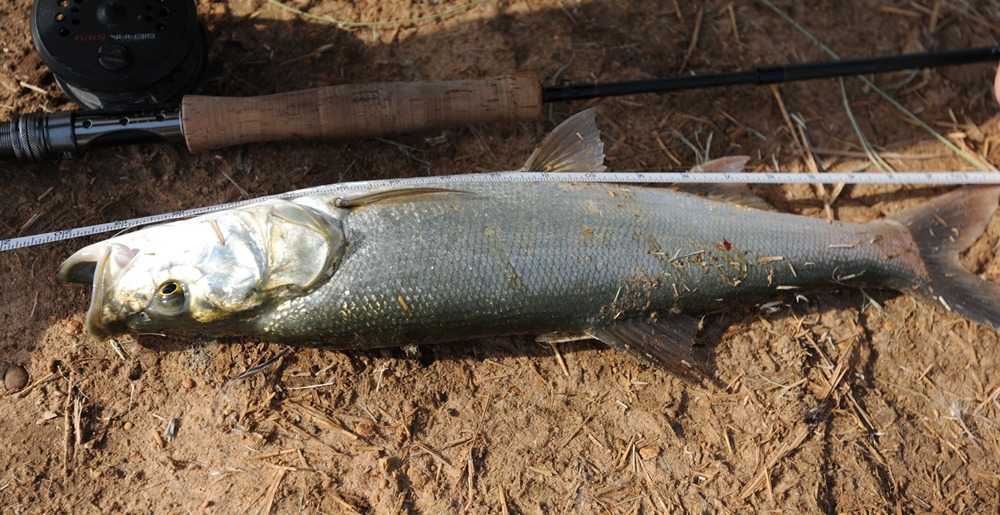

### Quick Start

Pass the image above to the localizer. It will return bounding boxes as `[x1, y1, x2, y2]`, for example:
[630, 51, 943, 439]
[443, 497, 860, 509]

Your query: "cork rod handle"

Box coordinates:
[180, 74, 543, 153]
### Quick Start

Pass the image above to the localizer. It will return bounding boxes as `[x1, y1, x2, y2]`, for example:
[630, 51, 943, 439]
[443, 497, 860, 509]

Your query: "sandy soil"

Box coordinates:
[2, 0, 1000, 513]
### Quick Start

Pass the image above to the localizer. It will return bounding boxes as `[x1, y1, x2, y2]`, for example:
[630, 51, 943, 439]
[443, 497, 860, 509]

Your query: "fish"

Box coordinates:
[58, 109, 1000, 378]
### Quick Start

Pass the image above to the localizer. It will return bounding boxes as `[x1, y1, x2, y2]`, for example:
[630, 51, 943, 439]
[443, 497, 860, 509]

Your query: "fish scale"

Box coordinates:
[254, 180, 920, 349]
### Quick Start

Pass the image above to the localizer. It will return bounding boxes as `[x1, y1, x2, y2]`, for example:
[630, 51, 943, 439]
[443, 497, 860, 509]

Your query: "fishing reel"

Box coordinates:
[0, 0, 206, 161]
[31, 0, 207, 109]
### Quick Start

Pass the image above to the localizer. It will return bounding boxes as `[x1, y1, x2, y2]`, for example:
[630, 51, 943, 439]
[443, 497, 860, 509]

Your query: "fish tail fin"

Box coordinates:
[890, 185, 1000, 330]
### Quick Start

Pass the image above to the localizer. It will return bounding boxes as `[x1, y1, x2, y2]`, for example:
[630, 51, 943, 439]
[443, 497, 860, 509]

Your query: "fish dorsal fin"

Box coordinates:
[520, 108, 607, 174]
[590, 315, 705, 382]
[331, 187, 470, 209]
[676, 156, 772, 210]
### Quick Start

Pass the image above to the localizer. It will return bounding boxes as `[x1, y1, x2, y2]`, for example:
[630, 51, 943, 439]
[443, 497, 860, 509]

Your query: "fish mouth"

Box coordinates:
[58, 243, 138, 340]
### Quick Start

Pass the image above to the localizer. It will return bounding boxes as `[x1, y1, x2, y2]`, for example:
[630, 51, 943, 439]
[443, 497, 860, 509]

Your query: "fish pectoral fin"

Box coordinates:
[590, 315, 704, 382]
[675, 156, 773, 210]
[332, 187, 473, 209]
[520, 108, 607, 174]
[260, 202, 346, 293]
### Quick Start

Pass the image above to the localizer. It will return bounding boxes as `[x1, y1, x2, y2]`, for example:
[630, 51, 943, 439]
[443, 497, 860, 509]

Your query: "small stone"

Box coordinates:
[639, 445, 661, 461]
[182, 377, 195, 389]
[123, 421, 134, 431]
[5, 364, 28, 390]
[378, 478, 389, 489]
[355, 420, 376, 438]
[64, 320, 82, 336]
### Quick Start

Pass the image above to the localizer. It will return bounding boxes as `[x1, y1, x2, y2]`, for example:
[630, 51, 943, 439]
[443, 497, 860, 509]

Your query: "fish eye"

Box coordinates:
[159, 281, 181, 297]
[155, 280, 187, 315]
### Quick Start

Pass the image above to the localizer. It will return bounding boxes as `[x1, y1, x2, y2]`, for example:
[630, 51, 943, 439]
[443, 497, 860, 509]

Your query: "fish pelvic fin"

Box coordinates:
[520, 108, 607, 174]
[890, 185, 1000, 330]
[590, 315, 706, 383]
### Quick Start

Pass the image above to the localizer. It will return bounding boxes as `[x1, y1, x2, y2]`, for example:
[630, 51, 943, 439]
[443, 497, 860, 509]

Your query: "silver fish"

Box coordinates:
[59, 110, 1000, 377]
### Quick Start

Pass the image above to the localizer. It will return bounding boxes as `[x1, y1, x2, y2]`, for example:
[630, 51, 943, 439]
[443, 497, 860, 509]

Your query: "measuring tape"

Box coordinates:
[3, 170, 1000, 252]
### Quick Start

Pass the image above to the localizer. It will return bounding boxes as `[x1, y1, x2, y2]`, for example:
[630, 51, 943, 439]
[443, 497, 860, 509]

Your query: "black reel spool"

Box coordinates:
[30, 0, 207, 109]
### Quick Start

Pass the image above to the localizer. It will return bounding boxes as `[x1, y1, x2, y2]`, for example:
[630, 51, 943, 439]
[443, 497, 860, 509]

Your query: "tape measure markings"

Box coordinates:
[3, 170, 999, 252]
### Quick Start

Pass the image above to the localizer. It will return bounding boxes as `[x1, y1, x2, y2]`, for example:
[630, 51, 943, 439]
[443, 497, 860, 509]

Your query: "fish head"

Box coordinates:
[58, 200, 346, 340]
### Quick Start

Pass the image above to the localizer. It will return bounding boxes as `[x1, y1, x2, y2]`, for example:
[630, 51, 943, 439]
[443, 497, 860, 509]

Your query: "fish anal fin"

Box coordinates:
[590, 315, 704, 382]
[332, 187, 471, 209]
[520, 108, 607, 174]
[677, 156, 772, 210]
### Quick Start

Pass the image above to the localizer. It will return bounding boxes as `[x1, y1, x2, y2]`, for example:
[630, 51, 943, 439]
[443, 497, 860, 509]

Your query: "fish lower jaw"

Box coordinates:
[84, 311, 115, 340]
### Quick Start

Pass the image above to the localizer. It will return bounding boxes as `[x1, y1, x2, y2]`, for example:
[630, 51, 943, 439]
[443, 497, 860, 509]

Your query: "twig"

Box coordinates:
[285, 381, 338, 391]
[559, 415, 594, 449]
[807, 147, 947, 160]
[725, 3, 742, 45]
[16, 371, 59, 398]
[222, 347, 291, 388]
[790, 113, 836, 220]
[19, 81, 47, 95]
[739, 425, 810, 499]
[498, 486, 510, 515]
[678, 5, 705, 73]
[329, 491, 362, 514]
[413, 442, 453, 469]
[252, 449, 299, 460]
[63, 370, 75, 477]
[548, 342, 570, 378]
[838, 78, 894, 172]
[284, 401, 360, 441]
[73, 398, 84, 448]
[464, 447, 475, 512]
[259, 468, 286, 515]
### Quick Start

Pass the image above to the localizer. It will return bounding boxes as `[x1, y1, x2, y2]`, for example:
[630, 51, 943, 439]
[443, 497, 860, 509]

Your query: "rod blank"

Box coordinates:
[542, 45, 1000, 102]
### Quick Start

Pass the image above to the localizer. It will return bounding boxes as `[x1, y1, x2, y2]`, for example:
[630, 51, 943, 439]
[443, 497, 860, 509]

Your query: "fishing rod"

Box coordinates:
[2, 0, 999, 163]
[5, 45, 998, 164]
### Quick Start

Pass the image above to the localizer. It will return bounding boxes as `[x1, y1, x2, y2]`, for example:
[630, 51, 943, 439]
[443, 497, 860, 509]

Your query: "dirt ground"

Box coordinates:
[2, 0, 1000, 513]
